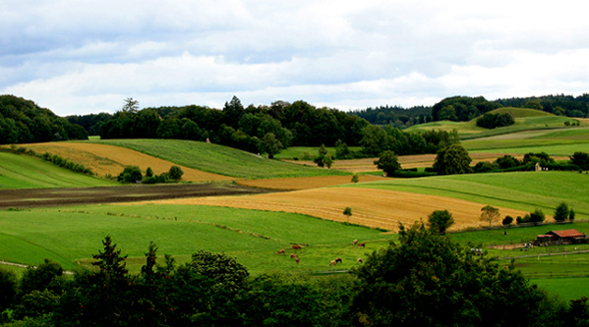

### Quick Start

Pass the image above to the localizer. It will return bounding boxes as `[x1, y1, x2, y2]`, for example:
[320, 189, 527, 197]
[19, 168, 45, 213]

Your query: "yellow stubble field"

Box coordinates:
[236, 175, 385, 190]
[138, 187, 528, 232]
[24, 142, 234, 182]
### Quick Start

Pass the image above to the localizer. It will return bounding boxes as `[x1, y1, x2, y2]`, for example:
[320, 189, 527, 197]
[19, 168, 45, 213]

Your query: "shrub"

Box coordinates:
[554, 202, 569, 221]
[168, 166, 184, 181]
[502, 216, 514, 225]
[117, 166, 143, 183]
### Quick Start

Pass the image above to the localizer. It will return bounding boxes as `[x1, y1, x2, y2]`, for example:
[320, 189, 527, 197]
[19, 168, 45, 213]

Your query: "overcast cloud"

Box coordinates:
[1, 0, 588, 115]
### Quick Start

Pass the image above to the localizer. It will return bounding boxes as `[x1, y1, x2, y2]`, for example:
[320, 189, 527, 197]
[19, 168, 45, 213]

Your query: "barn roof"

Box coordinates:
[546, 230, 586, 238]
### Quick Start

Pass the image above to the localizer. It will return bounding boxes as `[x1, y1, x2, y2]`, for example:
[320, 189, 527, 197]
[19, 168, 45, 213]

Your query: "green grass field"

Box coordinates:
[0, 152, 116, 189]
[274, 146, 362, 160]
[93, 139, 348, 179]
[343, 171, 589, 217]
[407, 108, 580, 140]
[0, 204, 393, 274]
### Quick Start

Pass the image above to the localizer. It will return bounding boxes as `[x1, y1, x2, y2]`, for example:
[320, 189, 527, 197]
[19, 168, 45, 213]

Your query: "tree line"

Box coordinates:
[2, 227, 588, 327]
[0, 95, 88, 145]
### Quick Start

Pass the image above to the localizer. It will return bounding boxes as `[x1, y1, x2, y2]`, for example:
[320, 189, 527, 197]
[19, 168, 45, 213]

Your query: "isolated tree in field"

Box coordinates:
[427, 210, 455, 235]
[343, 207, 352, 222]
[569, 209, 576, 221]
[374, 150, 401, 176]
[168, 165, 184, 181]
[433, 143, 472, 175]
[314, 143, 329, 167]
[351, 174, 359, 183]
[554, 202, 570, 221]
[480, 205, 500, 227]
[260, 132, 283, 159]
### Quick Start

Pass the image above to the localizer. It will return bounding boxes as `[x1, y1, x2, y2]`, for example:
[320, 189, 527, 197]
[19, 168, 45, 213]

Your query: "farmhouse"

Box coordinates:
[536, 229, 587, 245]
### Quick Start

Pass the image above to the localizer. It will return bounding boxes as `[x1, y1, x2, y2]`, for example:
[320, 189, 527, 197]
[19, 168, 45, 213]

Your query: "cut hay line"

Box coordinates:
[24, 142, 234, 182]
[236, 175, 385, 190]
[134, 188, 528, 232]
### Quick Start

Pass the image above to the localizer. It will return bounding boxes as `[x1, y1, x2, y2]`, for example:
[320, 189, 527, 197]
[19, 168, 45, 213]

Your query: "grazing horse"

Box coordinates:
[335, 257, 342, 264]
[357, 258, 363, 264]
[329, 260, 336, 266]
[357, 242, 366, 248]
[295, 257, 300, 264]
[276, 249, 286, 254]
[292, 244, 302, 250]
[353, 239, 358, 246]
[290, 253, 299, 260]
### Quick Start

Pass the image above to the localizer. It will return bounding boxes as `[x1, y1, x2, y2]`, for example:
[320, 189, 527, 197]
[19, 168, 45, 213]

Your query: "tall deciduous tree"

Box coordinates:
[374, 150, 401, 176]
[260, 132, 283, 159]
[554, 202, 570, 221]
[433, 143, 472, 175]
[480, 205, 500, 227]
[427, 210, 455, 235]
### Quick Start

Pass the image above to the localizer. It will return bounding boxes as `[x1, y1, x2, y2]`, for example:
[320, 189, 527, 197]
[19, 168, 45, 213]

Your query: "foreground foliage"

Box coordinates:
[2, 230, 589, 326]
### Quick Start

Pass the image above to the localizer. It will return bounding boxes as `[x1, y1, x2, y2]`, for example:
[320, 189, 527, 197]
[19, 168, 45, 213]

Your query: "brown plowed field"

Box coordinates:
[23, 142, 234, 182]
[236, 175, 385, 190]
[138, 187, 528, 232]
[0, 183, 274, 209]
[283, 153, 527, 172]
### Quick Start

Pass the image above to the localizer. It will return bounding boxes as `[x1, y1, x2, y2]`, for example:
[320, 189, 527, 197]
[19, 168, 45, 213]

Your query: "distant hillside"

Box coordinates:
[494, 94, 589, 118]
[0, 95, 88, 145]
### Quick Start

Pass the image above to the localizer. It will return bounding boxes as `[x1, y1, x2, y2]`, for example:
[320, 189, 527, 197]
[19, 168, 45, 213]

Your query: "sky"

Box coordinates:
[2, 1, 589, 116]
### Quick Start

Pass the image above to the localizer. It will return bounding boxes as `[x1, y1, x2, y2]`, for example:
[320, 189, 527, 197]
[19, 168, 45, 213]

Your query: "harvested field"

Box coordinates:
[236, 175, 385, 190]
[0, 183, 274, 209]
[23, 142, 234, 182]
[138, 187, 528, 232]
[284, 153, 528, 172]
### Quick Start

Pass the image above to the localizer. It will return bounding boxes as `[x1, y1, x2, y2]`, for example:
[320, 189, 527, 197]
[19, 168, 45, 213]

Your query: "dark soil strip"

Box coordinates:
[0, 183, 277, 209]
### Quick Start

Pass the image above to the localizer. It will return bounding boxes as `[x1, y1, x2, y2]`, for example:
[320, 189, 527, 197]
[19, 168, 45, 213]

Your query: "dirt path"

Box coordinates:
[0, 183, 276, 209]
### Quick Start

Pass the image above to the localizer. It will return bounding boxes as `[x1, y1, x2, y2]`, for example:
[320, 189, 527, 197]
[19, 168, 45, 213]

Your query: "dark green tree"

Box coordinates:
[168, 166, 184, 181]
[570, 152, 589, 170]
[145, 167, 154, 178]
[187, 251, 249, 293]
[373, 150, 400, 176]
[351, 222, 547, 327]
[569, 209, 576, 221]
[260, 132, 283, 159]
[427, 210, 455, 235]
[343, 207, 352, 222]
[529, 209, 546, 224]
[502, 216, 514, 225]
[433, 143, 472, 175]
[117, 166, 143, 183]
[0, 267, 17, 312]
[360, 125, 389, 156]
[554, 202, 570, 222]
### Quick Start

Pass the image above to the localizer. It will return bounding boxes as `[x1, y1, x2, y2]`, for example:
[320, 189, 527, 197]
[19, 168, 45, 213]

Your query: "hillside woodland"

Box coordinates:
[0, 95, 88, 144]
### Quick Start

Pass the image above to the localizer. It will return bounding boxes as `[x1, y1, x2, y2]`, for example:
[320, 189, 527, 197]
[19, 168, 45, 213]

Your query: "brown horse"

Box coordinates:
[357, 258, 363, 264]
[357, 242, 366, 248]
[276, 249, 286, 254]
[292, 244, 302, 250]
[335, 257, 342, 264]
[290, 253, 299, 260]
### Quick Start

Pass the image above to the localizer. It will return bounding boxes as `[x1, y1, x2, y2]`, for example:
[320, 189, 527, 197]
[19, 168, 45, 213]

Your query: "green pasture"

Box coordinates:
[0, 204, 393, 274]
[532, 278, 589, 303]
[0, 152, 116, 189]
[93, 139, 348, 179]
[343, 171, 589, 217]
[407, 108, 580, 140]
[274, 146, 362, 160]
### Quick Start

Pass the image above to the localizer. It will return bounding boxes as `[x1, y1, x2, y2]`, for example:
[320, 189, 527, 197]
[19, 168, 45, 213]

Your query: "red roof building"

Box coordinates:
[537, 229, 587, 244]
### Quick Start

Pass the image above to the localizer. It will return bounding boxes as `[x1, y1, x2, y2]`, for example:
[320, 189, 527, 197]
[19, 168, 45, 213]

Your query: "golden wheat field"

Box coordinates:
[24, 142, 234, 182]
[236, 175, 385, 190]
[136, 187, 529, 232]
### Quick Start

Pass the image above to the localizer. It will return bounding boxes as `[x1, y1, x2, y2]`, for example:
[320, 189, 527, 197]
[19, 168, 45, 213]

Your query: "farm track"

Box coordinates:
[0, 183, 277, 209]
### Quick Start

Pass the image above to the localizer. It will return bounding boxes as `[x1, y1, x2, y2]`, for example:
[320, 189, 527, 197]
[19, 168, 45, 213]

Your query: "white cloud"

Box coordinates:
[2, 1, 589, 115]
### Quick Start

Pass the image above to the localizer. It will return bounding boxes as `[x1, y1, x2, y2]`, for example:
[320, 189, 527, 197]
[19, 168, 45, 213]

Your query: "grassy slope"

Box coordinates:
[342, 171, 589, 217]
[94, 139, 348, 179]
[0, 204, 392, 274]
[464, 127, 589, 155]
[274, 146, 362, 160]
[0, 152, 116, 189]
[407, 108, 580, 140]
